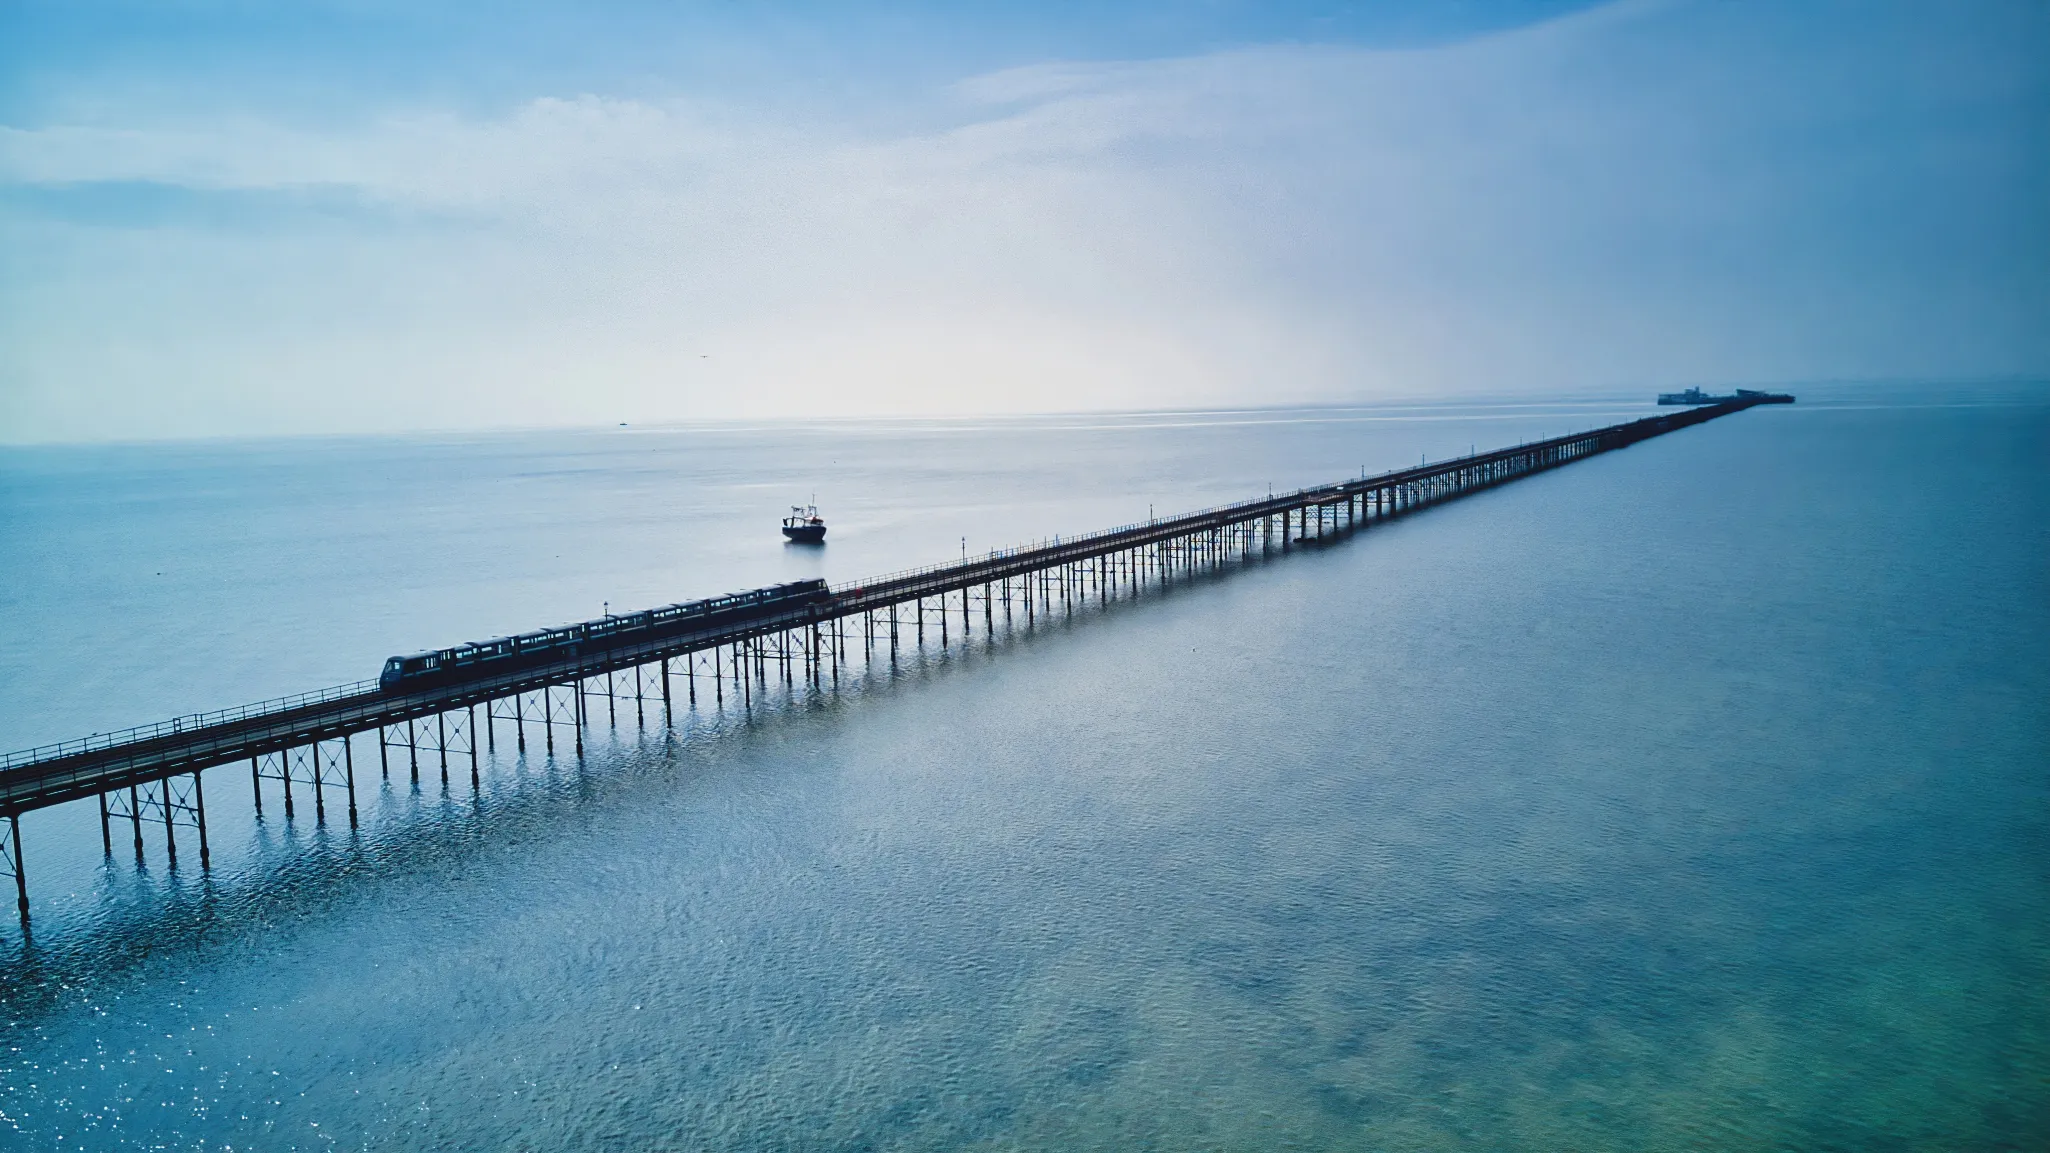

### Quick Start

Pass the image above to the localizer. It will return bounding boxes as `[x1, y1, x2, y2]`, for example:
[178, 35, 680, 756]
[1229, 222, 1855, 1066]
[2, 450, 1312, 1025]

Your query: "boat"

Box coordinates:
[782, 503, 826, 543]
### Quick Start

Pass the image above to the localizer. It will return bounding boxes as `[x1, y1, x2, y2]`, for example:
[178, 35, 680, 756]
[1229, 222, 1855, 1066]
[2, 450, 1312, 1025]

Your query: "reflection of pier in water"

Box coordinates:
[0, 395, 1791, 921]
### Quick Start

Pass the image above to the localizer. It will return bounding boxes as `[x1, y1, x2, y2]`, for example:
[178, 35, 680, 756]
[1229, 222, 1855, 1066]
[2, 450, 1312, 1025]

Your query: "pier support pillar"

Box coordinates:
[344, 738, 359, 827]
[161, 779, 177, 868]
[192, 771, 210, 870]
[129, 785, 144, 858]
[7, 815, 25, 920]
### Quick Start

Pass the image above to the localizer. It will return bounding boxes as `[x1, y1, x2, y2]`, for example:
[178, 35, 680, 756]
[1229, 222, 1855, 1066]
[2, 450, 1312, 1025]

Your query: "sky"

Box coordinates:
[0, 0, 2045, 442]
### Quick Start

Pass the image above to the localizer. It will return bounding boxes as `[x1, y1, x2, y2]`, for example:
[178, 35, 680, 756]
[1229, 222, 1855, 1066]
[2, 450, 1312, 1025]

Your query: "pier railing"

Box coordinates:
[0, 681, 382, 774]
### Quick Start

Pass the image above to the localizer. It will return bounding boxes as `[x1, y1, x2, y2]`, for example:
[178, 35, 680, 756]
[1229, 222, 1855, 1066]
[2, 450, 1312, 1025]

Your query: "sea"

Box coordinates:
[0, 385, 2044, 1150]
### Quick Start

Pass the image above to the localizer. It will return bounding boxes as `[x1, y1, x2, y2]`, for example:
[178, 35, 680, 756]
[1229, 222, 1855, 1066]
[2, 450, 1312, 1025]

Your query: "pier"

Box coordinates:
[0, 395, 1789, 918]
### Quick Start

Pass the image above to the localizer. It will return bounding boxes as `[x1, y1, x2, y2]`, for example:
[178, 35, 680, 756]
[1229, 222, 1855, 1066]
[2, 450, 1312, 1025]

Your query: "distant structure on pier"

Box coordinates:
[1657, 387, 1795, 407]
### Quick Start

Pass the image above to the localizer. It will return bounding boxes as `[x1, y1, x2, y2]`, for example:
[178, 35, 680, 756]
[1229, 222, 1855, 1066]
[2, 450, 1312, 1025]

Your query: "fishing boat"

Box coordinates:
[782, 503, 826, 543]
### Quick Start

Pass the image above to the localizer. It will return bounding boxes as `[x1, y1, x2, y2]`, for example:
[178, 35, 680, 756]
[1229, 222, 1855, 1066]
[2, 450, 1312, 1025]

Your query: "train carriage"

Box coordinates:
[380, 579, 830, 691]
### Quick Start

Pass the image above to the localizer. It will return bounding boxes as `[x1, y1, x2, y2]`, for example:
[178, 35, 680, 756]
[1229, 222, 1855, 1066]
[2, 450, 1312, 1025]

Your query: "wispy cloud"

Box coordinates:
[2, 0, 2043, 442]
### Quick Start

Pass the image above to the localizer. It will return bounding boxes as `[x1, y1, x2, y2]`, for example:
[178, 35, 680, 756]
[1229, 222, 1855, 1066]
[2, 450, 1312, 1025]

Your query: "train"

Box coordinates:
[379, 579, 833, 692]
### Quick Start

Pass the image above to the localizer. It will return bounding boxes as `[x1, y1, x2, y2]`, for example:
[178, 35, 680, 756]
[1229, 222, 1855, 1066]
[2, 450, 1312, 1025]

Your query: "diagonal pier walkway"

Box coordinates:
[0, 395, 1789, 916]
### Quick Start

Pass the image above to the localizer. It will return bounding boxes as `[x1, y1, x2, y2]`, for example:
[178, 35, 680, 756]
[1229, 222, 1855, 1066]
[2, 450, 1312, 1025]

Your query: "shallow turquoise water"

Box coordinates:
[1, 390, 2045, 1149]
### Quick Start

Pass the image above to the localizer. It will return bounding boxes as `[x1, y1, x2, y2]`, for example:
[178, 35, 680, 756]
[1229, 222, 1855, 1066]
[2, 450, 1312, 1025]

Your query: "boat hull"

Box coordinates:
[781, 524, 827, 543]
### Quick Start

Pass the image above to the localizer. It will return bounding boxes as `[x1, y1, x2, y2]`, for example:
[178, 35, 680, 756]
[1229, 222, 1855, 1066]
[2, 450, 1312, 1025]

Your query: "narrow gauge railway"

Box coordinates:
[0, 394, 1789, 919]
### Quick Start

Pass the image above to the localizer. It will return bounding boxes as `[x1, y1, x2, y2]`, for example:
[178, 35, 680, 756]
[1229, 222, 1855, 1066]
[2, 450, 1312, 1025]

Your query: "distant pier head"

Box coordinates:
[1658, 386, 1795, 407]
[0, 393, 1789, 919]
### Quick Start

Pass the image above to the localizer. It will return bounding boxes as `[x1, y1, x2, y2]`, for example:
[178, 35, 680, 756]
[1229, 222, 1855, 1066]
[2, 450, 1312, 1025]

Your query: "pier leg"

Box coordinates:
[100, 792, 112, 854]
[380, 726, 390, 779]
[408, 718, 418, 784]
[161, 780, 177, 868]
[192, 771, 210, 869]
[312, 744, 326, 823]
[282, 755, 295, 819]
[251, 755, 262, 816]
[664, 658, 674, 721]
[470, 706, 480, 789]
[545, 688, 555, 754]
[344, 738, 359, 827]
[438, 712, 449, 788]
[9, 816, 25, 919]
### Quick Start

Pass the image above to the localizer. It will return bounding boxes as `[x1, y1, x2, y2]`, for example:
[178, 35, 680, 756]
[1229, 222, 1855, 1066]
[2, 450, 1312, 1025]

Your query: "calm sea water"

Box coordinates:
[1, 389, 2044, 1150]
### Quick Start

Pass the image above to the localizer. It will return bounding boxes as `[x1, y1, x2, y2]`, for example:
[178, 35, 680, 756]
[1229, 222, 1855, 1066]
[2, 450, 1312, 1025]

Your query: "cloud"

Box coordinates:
[1, 0, 2044, 442]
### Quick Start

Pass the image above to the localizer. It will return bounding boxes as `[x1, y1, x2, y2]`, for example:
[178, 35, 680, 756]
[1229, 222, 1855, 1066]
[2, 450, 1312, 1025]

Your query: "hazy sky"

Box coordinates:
[2, 0, 2045, 442]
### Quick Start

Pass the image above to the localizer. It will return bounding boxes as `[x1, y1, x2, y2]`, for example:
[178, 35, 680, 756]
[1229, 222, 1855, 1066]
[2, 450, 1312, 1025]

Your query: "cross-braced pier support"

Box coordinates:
[100, 772, 210, 870]
[252, 738, 359, 826]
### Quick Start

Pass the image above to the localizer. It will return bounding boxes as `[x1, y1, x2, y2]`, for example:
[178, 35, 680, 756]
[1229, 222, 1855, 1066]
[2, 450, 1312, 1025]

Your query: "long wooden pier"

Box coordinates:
[0, 395, 1788, 917]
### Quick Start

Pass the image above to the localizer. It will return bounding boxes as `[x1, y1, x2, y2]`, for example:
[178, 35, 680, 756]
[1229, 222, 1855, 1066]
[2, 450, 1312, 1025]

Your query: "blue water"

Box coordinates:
[1, 389, 2045, 1149]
